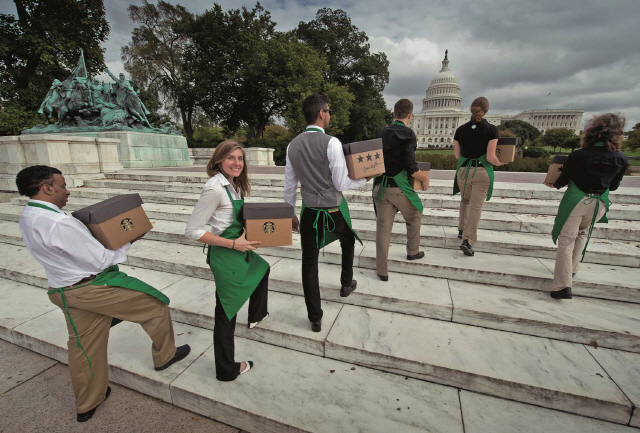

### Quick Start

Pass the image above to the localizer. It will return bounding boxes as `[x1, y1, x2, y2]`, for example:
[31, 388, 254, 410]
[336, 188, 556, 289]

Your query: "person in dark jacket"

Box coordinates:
[549, 113, 629, 299]
[372, 99, 429, 281]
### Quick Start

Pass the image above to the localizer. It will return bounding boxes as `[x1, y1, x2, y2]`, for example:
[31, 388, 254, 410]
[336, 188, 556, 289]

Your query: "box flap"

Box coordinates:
[551, 155, 569, 164]
[243, 202, 295, 220]
[342, 138, 383, 155]
[497, 137, 518, 146]
[72, 194, 144, 224]
[417, 162, 431, 171]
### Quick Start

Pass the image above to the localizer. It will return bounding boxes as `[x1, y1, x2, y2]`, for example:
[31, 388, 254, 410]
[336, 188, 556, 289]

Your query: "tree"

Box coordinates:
[538, 128, 575, 152]
[562, 135, 581, 151]
[296, 8, 391, 142]
[499, 129, 517, 138]
[121, 1, 198, 139]
[624, 123, 640, 151]
[0, 0, 109, 135]
[498, 120, 541, 146]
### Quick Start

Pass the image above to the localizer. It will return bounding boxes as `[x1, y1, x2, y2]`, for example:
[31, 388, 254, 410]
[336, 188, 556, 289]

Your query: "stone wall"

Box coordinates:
[190, 147, 275, 166]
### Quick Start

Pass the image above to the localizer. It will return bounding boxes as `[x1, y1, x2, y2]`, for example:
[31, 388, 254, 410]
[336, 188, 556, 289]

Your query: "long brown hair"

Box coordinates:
[581, 113, 626, 151]
[206, 140, 251, 197]
[470, 97, 489, 122]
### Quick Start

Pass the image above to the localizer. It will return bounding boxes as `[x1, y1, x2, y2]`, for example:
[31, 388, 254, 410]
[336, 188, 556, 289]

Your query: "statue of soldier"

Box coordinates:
[89, 78, 116, 113]
[38, 79, 65, 120]
[106, 69, 135, 109]
[105, 69, 152, 128]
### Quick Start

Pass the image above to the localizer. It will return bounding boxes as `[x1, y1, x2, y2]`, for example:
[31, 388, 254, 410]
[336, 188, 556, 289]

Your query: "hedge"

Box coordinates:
[415, 152, 553, 173]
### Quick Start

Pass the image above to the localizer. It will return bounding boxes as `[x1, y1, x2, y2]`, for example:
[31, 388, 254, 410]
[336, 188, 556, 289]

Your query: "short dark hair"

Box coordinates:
[393, 99, 413, 119]
[15, 165, 62, 197]
[302, 93, 329, 125]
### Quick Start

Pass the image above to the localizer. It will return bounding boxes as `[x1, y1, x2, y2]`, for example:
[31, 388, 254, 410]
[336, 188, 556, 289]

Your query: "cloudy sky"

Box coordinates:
[3, 0, 639, 129]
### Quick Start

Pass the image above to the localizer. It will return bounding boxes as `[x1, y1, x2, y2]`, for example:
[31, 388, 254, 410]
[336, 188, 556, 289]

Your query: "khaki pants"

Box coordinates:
[457, 167, 490, 247]
[373, 185, 422, 276]
[48, 284, 176, 413]
[552, 199, 606, 290]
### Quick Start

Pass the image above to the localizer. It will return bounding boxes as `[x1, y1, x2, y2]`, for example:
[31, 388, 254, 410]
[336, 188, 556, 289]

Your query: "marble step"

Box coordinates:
[1, 279, 637, 427]
[82, 178, 640, 221]
[2, 240, 639, 353]
[0, 287, 468, 433]
[20, 187, 640, 241]
[325, 305, 634, 424]
[5, 198, 637, 267]
[104, 171, 640, 205]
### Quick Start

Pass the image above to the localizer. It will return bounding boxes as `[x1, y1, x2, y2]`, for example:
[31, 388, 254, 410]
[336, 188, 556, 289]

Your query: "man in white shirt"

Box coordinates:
[285, 93, 368, 332]
[15, 165, 190, 423]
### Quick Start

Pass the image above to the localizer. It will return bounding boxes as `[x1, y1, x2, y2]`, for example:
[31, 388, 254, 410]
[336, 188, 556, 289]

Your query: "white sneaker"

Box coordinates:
[248, 312, 269, 329]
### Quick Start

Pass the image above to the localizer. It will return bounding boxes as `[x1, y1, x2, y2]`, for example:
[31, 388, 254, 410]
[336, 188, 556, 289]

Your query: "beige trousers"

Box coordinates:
[552, 199, 606, 290]
[457, 167, 490, 247]
[373, 185, 422, 276]
[49, 284, 176, 413]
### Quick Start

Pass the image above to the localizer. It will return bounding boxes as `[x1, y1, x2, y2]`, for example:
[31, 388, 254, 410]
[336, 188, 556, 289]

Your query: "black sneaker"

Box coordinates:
[407, 251, 425, 260]
[550, 287, 572, 299]
[377, 274, 388, 282]
[460, 240, 474, 256]
[311, 319, 322, 332]
[155, 344, 191, 371]
[340, 280, 357, 297]
[458, 230, 463, 239]
[77, 386, 111, 422]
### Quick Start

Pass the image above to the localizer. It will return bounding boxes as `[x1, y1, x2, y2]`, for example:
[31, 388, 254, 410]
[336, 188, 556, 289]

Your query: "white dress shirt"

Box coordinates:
[18, 199, 130, 288]
[184, 173, 241, 241]
[284, 126, 366, 206]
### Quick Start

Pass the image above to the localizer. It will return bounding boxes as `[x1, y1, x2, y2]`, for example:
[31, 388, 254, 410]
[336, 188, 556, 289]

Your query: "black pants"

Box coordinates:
[300, 208, 355, 322]
[214, 268, 269, 381]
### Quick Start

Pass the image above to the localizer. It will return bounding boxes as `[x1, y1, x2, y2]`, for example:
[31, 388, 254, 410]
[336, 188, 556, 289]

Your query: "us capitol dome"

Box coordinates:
[408, 51, 583, 148]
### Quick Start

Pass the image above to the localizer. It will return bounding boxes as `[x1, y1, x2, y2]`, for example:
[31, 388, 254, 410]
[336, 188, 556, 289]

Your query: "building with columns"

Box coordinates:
[408, 52, 583, 148]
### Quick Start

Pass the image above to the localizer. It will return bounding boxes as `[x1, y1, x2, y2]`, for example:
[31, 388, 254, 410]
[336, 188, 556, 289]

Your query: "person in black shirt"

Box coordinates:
[372, 99, 429, 281]
[548, 113, 629, 299]
[453, 97, 505, 256]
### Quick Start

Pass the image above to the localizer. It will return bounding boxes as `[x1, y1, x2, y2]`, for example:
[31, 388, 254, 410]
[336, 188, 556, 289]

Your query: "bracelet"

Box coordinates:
[231, 239, 236, 250]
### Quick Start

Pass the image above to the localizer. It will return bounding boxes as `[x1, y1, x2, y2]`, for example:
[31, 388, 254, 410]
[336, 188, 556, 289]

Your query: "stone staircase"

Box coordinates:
[1, 170, 639, 432]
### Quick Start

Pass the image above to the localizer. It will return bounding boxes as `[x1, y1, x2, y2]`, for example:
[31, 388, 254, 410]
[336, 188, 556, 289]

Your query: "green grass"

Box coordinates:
[416, 149, 455, 155]
[628, 159, 640, 166]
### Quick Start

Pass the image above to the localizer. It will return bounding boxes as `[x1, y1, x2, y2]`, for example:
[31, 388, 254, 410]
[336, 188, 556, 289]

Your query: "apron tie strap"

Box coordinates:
[460, 160, 479, 201]
[47, 286, 95, 378]
[376, 175, 389, 203]
[580, 194, 609, 262]
[312, 209, 336, 256]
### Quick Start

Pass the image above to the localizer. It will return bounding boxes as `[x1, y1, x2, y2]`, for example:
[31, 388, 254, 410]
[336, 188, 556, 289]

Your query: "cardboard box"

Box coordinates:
[343, 138, 386, 180]
[544, 155, 568, 186]
[496, 137, 517, 163]
[243, 203, 295, 248]
[72, 194, 152, 250]
[411, 162, 431, 190]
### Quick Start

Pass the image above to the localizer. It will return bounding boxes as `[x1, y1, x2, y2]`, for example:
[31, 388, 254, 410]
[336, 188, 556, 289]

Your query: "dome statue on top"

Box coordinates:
[24, 50, 181, 136]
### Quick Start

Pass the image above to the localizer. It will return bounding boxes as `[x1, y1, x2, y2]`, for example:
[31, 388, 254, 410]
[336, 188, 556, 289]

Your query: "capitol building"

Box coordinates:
[408, 52, 584, 148]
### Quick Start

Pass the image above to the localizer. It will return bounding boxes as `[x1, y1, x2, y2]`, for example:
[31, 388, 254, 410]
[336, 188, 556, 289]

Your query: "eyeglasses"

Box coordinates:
[322, 109, 334, 115]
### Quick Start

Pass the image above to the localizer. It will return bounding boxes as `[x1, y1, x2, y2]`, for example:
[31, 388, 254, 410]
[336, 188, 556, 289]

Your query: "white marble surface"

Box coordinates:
[268, 257, 453, 320]
[11, 308, 68, 364]
[171, 336, 464, 433]
[515, 212, 640, 241]
[0, 279, 57, 343]
[161, 277, 343, 356]
[586, 347, 640, 427]
[450, 280, 640, 352]
[359, 242, 554, 291]
[0, 243, 49, 288]
[325, 305, 632, 423]
[107, 321, 211, 402]
[460, 390, 637, 432]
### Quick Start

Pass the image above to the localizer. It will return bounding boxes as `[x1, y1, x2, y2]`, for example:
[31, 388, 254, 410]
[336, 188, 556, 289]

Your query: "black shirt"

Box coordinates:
[454, 119, 499, 159]
[376, 123, 419, 182]
[554, 146, 628, 194]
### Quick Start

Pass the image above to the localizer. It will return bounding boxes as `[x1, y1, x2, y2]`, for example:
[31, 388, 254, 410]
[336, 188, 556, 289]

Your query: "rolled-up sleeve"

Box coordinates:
[327, 137, 366, 191]
[284, 145, 299, 207]
[185, 188, 220, 241]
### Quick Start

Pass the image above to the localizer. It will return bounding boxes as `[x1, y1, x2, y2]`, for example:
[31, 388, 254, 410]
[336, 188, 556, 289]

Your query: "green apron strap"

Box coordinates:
[27, 202, 60, 213]
[376, 175, 389, 203]
[312, 209, 336, 256]
[390, 120, 405, 127]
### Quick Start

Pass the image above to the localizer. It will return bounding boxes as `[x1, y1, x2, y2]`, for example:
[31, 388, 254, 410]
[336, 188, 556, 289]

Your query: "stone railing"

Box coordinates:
[190, 147, 275, 166]
[0, 134, 123, 191]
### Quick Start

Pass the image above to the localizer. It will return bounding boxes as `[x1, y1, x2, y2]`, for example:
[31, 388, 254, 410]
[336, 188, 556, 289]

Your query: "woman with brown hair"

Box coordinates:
[185, 140, 270, 380]
[453, 97, 505, 256]
[549, 113, 629, 299]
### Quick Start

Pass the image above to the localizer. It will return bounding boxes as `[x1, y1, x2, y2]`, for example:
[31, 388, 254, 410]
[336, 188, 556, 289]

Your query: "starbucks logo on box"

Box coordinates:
[120, 218, 135, 231]
[263, 221, 276, 234]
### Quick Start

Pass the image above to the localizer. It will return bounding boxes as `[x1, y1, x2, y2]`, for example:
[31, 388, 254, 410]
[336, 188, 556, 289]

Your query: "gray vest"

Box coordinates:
[287, 132, 343, 208]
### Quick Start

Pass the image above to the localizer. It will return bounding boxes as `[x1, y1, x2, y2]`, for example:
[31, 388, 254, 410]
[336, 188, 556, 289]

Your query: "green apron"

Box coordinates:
[31, 202, 169, 377]
[300, 197, 362, 251]
[453, 154, 495, 201]
[551, 180, 610, 261]
[207, 186, 269, 320]
[373, 170, 424, 213]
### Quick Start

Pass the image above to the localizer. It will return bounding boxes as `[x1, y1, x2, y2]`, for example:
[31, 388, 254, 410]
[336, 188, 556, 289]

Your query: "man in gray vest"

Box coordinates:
[284, 93, 368, 332]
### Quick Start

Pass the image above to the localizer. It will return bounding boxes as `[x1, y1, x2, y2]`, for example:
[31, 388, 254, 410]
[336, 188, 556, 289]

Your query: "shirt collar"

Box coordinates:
[214, 172, 231, 186]
[305, 125, 325, 133]
[28, 199, 62, 212]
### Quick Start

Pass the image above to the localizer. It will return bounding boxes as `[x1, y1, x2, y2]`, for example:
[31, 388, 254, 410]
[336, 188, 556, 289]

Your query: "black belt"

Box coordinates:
[71, 275, 96, 287]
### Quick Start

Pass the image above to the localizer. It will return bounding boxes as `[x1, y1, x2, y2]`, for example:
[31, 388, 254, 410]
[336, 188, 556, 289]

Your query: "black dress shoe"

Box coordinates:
[340, 280, 357, 297]
[572, 272, 576, 278]
[77, 386, 111, 422]
[155, 344, 191, 371]
[460, 240, 474, 256]
[458, 230, 463, 239]
[311, 319, 322, 332]
[377, 274, 388, 282]
[550, 287, 572, 299]
[407, 251, 425, 260]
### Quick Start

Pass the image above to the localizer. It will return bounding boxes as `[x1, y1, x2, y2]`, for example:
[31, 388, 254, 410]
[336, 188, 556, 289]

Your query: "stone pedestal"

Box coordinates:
[189, 148, 214, 165]
[189, 147, 275, 166]
[70, 131, 192, 169]
[0, 135, 123, 191]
